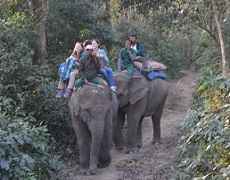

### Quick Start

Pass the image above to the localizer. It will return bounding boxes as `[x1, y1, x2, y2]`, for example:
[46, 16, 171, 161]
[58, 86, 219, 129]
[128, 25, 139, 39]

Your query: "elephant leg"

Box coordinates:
[126, 112, 141, 154]
[113, 110, 126, 150]
[89, 116, 105, 175]
[152, 97, 167, 144]
[137, 117, 144, 148]
[74, 117, 91, 174]
[98, 111, 113, 168]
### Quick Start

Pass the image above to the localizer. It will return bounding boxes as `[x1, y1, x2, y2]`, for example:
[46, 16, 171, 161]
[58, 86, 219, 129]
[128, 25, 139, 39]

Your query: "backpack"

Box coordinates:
[58, 58, 75, 81]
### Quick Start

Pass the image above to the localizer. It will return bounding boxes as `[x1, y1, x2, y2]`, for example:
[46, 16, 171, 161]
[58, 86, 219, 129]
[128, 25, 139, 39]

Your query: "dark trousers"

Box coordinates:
[75, 77, 103, 88]
[135, 57, 148, 69]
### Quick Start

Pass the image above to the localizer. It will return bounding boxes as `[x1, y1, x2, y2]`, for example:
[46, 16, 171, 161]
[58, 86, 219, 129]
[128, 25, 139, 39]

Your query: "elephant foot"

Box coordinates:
[79, 168, 91, 176]
[152, 139, 162, 145]
[98, 159, 111, 168]
[125, 147, 139, 154]
[114, 137, 126, 151]
[90, 164, 97, 175]
[116, 146, 124, 151]
[115, 141, 126, 151]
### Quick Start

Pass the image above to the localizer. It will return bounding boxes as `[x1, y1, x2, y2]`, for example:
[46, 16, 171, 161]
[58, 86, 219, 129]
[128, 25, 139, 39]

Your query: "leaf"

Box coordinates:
[1, 159, 9, 170]
[198, 84, 206, 91]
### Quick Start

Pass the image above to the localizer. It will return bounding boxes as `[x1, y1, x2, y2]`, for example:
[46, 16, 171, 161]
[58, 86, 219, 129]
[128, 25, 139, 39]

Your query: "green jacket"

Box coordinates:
[118, 48, 137, 69]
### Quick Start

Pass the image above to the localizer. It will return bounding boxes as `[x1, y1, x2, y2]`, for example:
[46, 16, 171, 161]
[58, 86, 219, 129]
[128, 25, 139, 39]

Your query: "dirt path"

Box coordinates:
[58, 69, 198, 180]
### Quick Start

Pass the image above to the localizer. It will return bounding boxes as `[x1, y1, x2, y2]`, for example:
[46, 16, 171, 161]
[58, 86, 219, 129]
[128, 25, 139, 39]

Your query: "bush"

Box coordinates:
[173, 74, 230, 179]
[0, 97, 65, 179]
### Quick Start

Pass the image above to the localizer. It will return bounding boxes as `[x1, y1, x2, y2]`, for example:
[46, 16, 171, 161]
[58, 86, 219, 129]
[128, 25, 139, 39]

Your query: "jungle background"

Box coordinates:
[0, 0, 229, 179]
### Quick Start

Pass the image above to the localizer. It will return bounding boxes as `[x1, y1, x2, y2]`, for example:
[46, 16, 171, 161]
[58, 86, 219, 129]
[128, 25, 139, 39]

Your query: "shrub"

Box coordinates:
[174, 74, 230, 179]
[0, 97, 65, 179]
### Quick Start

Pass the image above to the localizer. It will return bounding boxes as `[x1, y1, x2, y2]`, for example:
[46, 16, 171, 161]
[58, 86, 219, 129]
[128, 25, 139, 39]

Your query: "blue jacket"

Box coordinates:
[98, 49, 109, 64]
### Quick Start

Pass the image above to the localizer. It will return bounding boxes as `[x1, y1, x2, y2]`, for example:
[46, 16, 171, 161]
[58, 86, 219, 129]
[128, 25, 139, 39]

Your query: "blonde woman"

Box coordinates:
[56, 42, 86, 98]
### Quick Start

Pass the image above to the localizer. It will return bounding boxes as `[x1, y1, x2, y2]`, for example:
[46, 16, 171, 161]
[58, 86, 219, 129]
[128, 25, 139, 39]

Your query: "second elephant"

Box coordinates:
[113, 70, 168, 154]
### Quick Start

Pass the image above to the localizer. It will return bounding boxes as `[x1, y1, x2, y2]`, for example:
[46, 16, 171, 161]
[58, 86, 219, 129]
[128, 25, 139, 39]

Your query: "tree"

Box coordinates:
[176, 0, 229, 76]
[27, 0, 48, 66]
[211, 0, 229, 77]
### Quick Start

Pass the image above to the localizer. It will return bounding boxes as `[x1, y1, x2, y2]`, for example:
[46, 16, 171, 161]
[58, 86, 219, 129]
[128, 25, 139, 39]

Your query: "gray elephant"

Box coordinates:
[113, 70, 168, 154]
[68, 83, 118, 175]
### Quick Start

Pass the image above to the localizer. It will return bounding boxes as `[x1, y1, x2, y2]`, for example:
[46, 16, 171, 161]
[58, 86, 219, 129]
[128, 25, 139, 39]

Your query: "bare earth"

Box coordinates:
[57, 69, 198, 180]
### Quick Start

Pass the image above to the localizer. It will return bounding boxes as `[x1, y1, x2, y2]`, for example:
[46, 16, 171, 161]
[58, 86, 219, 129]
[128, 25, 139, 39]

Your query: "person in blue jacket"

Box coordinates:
[92, 39, 117, 92]
[56, 42, 86, 98]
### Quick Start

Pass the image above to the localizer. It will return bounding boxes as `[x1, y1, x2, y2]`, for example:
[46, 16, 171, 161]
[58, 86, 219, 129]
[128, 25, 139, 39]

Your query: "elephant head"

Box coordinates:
[114, 72, 148, 107]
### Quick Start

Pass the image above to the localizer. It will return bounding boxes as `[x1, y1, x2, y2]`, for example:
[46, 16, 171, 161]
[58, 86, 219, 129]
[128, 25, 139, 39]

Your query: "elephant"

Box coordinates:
[68, 83, 118, 175]
[113, 70, 168, 154]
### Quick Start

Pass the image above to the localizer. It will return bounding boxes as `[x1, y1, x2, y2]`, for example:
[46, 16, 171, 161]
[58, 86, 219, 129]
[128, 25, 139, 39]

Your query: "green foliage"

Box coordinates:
[0, 13, 72, 177]
[0, 97, 65, 179]
[47, 0, 116, 56]
[174, 74, 230, 178]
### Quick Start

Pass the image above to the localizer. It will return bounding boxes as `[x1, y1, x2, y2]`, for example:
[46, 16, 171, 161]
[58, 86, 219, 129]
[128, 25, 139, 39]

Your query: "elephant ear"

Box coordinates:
[69, 92, 80, 116]
[129, 76, 148, 105]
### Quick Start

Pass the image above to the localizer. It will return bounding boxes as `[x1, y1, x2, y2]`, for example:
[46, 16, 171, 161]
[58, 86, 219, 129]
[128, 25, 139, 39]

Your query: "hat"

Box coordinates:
[85, 45, 93, 50]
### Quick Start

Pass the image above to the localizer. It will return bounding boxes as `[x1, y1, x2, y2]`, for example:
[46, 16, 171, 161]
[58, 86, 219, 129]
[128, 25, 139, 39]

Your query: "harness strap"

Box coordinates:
[148, 80, 154, 103]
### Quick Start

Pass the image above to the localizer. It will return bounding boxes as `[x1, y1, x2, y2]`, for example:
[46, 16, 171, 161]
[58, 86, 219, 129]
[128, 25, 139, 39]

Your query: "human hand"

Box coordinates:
[99, 54, 104, 58]
[69, 56, 76, 60]
[92, 51, 97, 57]
[84, 78, 89, 84]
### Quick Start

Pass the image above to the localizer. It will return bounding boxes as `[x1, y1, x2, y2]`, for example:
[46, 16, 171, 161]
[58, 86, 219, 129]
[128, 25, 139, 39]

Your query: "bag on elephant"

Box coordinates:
[58, 58, 75, 81]
[136, 67, 167, 81]
[146, 70, 167, 80]
[134, 61, 167, 71]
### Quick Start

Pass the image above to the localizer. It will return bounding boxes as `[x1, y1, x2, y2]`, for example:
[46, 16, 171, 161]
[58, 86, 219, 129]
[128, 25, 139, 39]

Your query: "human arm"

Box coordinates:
[98, 49, 109, 64]
[118, 50, 123, 71]
[68, 53, 77, 61]
[128, 49, 137, 61]
[78, 59, 87, 79]
[92, 52, 101, 71]
[136, 43, 144, 56]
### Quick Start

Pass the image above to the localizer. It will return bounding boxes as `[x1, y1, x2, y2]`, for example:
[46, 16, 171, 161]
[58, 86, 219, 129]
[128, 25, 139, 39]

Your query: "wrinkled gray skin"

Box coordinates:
[113, 70, 168, 154]
[68, 84, 118, 175]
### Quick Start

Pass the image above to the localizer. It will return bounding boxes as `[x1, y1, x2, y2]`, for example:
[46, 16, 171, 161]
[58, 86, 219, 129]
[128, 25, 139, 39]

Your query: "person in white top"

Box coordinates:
[130, 35, 149, 72]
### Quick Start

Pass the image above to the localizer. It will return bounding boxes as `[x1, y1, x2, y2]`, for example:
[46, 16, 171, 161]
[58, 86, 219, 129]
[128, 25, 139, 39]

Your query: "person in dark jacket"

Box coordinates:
[130, 35, 149, 72]
[75, 45, 103, 88]
[130, 34, 145, 57]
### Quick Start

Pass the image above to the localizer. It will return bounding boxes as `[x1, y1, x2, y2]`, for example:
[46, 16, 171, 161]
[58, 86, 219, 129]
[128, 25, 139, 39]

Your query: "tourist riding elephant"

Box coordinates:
[113, 70, 168, 154]
[68, 83, 118, 175]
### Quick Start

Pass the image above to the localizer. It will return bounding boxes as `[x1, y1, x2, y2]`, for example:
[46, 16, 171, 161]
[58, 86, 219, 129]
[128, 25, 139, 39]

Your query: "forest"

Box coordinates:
[0, 0, 229, 179]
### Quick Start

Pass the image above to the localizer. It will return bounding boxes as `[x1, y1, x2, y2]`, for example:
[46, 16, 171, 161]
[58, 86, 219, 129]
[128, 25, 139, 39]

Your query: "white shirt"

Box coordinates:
[131, 44, 137, 51]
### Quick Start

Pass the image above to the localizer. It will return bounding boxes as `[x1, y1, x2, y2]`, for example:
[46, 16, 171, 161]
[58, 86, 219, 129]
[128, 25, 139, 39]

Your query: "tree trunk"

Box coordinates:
[104, 0, 111, 25]
[211, 0, 229, 77]
[181, 36, 185, 66]
[27, 0, 48, 66]
[187, 32, 192, 67]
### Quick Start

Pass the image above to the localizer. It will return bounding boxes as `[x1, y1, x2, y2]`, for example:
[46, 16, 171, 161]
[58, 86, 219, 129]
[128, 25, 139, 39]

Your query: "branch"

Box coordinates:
[198, 25, 220, 47]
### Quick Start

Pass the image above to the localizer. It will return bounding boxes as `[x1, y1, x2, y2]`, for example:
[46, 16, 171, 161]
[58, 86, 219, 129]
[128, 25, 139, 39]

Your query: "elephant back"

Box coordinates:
[77, 84, 114, 108]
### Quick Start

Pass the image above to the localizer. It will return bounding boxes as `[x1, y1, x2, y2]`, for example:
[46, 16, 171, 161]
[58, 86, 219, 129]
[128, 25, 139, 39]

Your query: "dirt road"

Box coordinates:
[58, 69, 198, 180]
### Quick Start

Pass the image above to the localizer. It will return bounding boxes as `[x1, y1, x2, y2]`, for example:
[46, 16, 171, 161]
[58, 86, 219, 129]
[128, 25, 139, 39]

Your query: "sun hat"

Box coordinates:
[85, 45, 93, 50]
